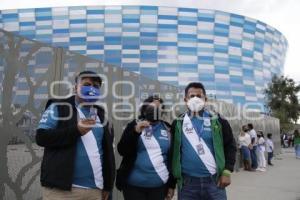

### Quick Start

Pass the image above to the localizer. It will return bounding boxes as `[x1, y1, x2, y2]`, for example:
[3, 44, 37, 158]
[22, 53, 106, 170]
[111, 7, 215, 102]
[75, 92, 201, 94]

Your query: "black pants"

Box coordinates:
[268, 152, 273, 164]
[123, 184, 166, 200]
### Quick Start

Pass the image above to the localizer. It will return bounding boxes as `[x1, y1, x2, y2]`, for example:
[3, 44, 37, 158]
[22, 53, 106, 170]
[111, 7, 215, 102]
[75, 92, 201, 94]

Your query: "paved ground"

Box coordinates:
[3, 145, 300, 200]
[227, 148, 300, 200]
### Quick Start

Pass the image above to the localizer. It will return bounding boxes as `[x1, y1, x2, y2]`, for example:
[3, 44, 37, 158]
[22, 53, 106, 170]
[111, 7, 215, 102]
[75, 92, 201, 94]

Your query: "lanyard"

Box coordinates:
[194, 120, 204, 141]
[190, 112, 206, 140]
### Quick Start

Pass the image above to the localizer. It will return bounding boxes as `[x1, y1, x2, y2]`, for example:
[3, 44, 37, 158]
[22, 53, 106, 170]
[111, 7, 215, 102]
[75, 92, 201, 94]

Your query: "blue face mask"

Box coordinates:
[80, 86, 100, 102]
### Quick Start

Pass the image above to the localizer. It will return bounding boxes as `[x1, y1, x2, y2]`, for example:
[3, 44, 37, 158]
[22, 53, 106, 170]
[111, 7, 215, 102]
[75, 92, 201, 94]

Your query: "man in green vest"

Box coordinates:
[171, 82, 237, 200]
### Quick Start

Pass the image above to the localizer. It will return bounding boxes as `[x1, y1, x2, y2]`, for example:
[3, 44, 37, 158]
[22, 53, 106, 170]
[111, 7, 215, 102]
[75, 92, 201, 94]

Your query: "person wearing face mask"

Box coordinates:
[256, 131, 267, 172]
[170, 82, 237, 200]
[116, 96, 176, 200]
[248, 123, 258, 170]
[266, 133, 274, 166]
[36, 71, 115, 200]
[238, 125, 253, 171]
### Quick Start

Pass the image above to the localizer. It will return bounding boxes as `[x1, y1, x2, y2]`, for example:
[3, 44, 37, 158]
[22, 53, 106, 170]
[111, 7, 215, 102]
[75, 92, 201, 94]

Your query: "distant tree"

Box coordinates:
[265, 75, 300, 131]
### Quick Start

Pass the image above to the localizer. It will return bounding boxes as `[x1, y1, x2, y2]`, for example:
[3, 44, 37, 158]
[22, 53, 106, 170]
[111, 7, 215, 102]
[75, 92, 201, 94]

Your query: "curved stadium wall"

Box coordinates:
[0, 5, 288, 109]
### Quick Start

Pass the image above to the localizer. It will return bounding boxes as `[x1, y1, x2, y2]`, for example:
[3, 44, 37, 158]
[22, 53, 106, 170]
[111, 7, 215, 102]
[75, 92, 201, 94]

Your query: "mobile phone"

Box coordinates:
[89, 107, 97, 120]
[144, 126, 152, 138]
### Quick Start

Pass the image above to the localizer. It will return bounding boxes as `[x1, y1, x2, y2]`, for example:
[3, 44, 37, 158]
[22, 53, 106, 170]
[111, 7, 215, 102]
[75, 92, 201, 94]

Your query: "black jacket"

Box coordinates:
[116, 120, 176, 191]
[215, 115, 237, 172]
[36, 96, 115, 191]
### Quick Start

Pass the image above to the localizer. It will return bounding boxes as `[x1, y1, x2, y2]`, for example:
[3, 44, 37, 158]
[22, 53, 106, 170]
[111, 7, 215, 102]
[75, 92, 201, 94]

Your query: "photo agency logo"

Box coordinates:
[48, 73, 265, 125]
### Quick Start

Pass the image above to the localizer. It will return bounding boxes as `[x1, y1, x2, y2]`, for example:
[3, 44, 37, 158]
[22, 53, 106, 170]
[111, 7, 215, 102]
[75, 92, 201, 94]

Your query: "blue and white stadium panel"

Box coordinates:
[0, 1, 288, 109]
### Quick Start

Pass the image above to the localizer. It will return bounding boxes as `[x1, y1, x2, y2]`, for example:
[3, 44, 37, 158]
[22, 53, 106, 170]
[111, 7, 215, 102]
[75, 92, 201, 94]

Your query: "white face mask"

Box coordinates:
[187, 96, 205, 112]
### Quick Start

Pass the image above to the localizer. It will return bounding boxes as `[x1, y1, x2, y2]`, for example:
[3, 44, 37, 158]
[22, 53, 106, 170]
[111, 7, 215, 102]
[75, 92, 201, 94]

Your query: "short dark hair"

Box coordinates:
[75, 71, 102, 86]
[258, 130, 264, 137]
[248, 123, 253, 129]
[140, 95, 164, 119]
[242, 125, 248, 131]
[267, 133, 272, 138]
[184, 82, 206, 97]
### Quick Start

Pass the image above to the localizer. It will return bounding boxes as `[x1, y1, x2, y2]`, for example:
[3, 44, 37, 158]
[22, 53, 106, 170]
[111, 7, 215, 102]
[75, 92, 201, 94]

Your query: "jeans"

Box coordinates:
[295, 144, 300, 158]
[178, 175, 227, 200]
[241, 145, 251, 160]
[250, 145, 258, 169]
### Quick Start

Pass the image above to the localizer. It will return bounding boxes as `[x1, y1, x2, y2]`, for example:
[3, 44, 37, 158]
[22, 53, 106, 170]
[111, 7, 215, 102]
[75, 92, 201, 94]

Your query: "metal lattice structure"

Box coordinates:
[0, 29, 280, 200]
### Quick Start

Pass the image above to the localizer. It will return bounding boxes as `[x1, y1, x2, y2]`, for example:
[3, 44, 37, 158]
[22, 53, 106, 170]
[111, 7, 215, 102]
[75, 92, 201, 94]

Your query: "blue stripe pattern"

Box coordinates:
[0, 6, 288, 111]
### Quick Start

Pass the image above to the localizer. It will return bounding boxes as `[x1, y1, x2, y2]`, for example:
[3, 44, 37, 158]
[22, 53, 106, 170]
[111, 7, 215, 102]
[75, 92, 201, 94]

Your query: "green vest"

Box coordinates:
[172, 114, 225, 188]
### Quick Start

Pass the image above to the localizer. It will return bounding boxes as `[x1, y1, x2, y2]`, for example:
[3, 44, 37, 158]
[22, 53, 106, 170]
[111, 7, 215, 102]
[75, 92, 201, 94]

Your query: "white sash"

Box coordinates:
[76, 107, 104, 189]
[141, 127, 169, 183]
[182, 114, 217, 175]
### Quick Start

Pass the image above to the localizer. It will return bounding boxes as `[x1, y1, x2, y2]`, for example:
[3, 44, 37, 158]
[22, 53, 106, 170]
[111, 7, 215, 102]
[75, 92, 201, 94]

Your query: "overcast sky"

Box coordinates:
[0, 0, 299, 83]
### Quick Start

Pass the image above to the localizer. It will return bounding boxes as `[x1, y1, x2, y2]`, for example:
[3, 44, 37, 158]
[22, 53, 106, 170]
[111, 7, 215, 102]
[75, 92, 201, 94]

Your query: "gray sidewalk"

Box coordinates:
[4, 145, 300, 200]
[227, 148, 300, 200]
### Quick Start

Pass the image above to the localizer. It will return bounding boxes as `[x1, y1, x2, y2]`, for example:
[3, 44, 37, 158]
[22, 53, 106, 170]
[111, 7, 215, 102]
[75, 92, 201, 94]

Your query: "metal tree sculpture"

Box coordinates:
[0, 30, 55, 200]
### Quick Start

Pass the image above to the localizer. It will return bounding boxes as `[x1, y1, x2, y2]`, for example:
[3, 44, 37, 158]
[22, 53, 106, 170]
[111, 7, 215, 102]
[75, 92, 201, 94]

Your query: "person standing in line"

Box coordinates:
[283, 133, 288, 148]
[248, 123, 258, 170]
[257, 131, 267, 172]
[116, 96, 176, 200]
[294, 129, 300, 159]
[266, 133, 274, 166]
[171, 82, 237, 200]
[36, 71, 115, 200]
[238, 125, 252, 171]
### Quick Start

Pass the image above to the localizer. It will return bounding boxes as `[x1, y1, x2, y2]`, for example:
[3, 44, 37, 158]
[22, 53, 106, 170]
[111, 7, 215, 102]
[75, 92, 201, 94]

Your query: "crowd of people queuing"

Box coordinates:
[238, 124, 275, 172]
[281, 131, 298, 148]
[281, 130, 300, 159]
[238, 123, 300, 172]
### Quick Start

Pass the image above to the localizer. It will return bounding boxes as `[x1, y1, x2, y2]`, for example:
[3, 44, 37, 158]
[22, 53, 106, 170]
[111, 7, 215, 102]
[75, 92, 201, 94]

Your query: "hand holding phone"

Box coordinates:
[77, 118, 96, 135]
[135, 120, 150, 133]
[89, 106, 98, 120]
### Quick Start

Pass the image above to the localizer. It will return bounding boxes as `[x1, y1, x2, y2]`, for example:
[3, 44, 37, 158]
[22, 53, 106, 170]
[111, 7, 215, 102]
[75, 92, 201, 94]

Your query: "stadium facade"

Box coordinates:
[0, 2, 288, 109]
